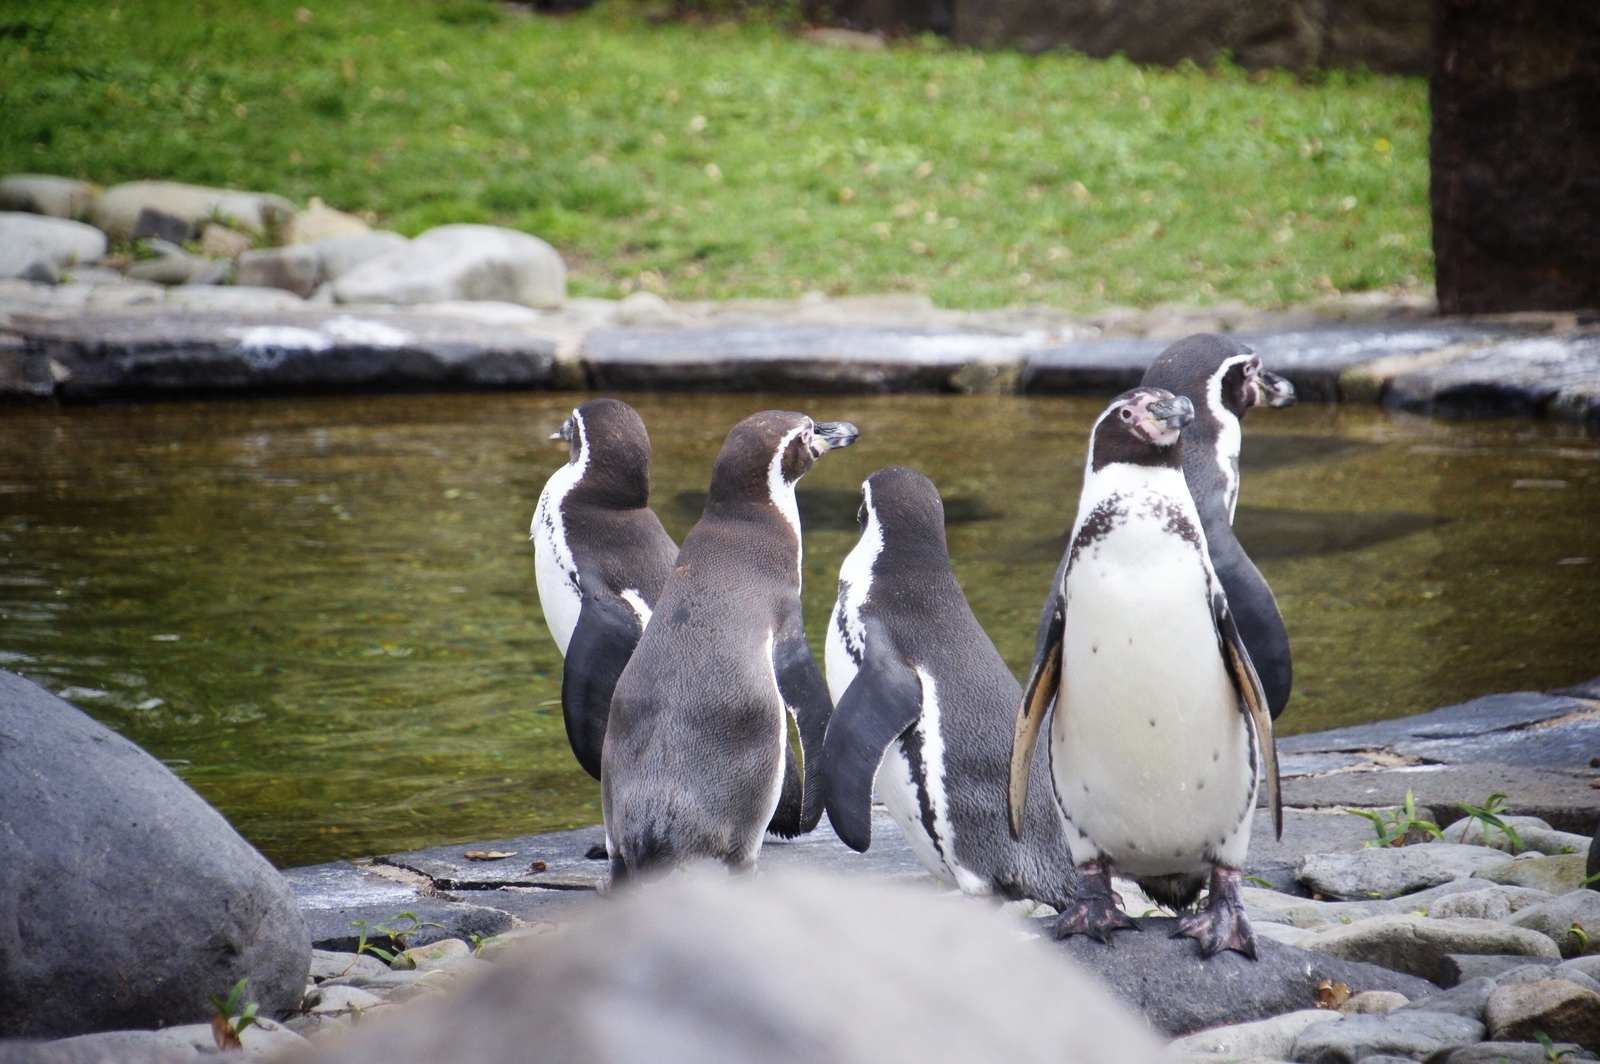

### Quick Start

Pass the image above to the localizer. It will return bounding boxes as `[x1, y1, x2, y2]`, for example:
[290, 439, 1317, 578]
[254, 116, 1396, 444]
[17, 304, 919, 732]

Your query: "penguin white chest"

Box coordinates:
[1051, 486, 1256, 876]
[532, 461, 585, 656]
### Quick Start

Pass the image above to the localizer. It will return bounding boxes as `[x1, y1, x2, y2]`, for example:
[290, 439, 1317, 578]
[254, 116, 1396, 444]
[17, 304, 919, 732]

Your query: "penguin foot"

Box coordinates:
[1172, 865, 1257, 959]
[1053, 861, 1139, 943]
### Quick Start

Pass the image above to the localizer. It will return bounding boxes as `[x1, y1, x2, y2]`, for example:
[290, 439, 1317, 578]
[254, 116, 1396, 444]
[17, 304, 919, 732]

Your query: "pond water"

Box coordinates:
[1, 393, 1596, 868]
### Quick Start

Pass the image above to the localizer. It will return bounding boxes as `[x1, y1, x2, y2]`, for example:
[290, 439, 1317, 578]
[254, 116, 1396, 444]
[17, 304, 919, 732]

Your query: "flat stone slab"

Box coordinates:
[1385, 332, 1600, 423]
[283, 860, 516, 953]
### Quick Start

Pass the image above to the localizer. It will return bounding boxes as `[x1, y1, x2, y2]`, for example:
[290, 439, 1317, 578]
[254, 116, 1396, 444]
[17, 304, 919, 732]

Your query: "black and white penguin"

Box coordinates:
[602, 410, 858, 880]
[531, 398, 678, 780]
[1143, 333, 1297, 719]
[1010, 387, 1281, 958]
[823, 466, 1077, 908]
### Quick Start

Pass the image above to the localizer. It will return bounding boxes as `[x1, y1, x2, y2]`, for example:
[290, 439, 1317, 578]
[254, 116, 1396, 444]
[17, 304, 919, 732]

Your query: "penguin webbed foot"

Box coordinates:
[1172, 865, 1257, 959]
[1052, 861, 1139, 944]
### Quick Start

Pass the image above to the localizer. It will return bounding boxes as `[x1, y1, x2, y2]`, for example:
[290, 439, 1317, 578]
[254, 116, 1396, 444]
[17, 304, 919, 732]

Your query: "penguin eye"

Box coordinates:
[1119, 407, 1135, 422]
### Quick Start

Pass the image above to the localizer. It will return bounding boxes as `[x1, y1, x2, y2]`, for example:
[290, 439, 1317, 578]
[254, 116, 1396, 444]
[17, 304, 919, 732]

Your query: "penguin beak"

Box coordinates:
[1254, 371, 1297, 409]
[550, 415, 576, 443]
[812, 421, 860, 453]
[1146, 395, 1195, 432]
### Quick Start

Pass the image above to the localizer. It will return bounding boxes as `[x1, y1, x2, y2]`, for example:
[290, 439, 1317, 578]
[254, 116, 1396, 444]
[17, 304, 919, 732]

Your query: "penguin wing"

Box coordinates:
[771, 615, 834, 836]
[1213, 591, 1283, 841]
[1010, 591, 1065, 841]
[561, 586, 645, 781]
[1210, 535, 1293, 719]
[821, 622, 923, 853]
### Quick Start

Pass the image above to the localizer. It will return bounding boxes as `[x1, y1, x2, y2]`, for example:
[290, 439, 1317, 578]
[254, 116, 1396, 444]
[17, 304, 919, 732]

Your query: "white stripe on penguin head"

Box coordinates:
[1206, 354, 1254, 523]
[767, 422, 808, 587]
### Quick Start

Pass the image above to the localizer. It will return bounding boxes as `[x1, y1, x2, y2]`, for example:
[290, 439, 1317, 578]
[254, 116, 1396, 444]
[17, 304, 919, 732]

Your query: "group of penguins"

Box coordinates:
[531, 333, 1300, 959]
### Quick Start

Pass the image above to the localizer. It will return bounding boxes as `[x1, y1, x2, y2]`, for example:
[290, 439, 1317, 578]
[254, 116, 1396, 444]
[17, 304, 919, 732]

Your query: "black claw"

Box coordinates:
[1173, 865, 1258, 959]
[1052, 861, 1140, 943]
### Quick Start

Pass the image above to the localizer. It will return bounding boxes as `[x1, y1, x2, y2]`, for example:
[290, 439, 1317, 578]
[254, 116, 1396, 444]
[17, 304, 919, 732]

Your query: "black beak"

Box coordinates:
[1147, 395, 1195, 431]
[813, 421, 860, 452]
[1256, 371, 1297, 409]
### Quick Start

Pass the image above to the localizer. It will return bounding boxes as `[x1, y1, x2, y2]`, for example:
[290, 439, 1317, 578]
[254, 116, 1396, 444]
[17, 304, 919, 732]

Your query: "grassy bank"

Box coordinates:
[1, 0, 1432, 308]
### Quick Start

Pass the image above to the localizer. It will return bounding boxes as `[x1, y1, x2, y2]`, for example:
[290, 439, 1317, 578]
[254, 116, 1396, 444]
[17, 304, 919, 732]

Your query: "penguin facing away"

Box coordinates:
[531, 398, 678, 781]
[602, 410, 858, 881]
[1142, 333, 1297, 720]
[1010, 387, 1281, 958]
[823, 466, 1077, 909]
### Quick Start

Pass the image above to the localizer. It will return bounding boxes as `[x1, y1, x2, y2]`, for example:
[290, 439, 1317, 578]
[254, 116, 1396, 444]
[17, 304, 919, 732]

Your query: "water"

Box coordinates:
[1, 393, 1596, 868]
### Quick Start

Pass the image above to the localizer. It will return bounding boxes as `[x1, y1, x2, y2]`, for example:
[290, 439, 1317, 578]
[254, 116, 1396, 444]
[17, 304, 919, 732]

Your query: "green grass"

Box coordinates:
[0, 0, 1432, 308]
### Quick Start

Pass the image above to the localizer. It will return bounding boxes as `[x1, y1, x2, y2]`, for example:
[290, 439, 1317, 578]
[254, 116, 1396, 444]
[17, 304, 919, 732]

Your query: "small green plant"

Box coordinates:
[351, 911, 444, 968]
[1457, 793, 1524, 853]
[1580, 871, 1600, 889]
[1243, 875, 1275, 889]
[207, 977, 259, 1051]
[1568, 924, 1590, 953]
[1533, 1031, 1574, 1061]
[1348, 789, 1442, 847]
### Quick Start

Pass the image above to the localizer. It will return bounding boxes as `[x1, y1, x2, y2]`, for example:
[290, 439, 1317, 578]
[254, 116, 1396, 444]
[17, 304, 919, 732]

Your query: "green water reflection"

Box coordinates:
[1, 394, 1596, 868]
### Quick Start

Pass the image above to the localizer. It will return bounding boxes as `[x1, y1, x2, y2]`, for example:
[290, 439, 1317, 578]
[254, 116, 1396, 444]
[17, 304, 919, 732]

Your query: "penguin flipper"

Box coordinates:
[772, 617, 835, 835]
[821, 640, 923, 853]
[561, 590, 645, 781]
[1214, 595, 1282, 841]
[1012, 595, 1065, 841]
[1211, 534, 1293, 719]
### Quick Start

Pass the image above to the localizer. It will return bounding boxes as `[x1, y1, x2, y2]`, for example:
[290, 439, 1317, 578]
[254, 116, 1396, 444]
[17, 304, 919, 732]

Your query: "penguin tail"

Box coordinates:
[620, 822, 675, 874]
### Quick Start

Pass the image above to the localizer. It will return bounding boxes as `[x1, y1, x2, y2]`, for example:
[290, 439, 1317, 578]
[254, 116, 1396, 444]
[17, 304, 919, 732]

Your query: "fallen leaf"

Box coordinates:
[211, 1014, 241, 1051]
[464, 850, 518, 861]
[527, 859, 548, 872]
[1315, 979, 1351, 1010]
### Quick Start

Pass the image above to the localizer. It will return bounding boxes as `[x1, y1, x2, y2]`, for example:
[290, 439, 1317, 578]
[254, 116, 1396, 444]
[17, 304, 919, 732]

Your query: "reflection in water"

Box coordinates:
[0, 394, 1595, 867]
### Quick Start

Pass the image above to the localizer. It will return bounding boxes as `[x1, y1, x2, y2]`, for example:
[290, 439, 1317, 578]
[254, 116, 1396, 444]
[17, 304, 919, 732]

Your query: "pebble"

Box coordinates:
[1172, 1009, 1341, 1059]
[1289, 1010, 1486, 1063]
[391, 936, 473, 973]
[1438, 1042, 1599, 1063]
[1398, 977, 1497, 1019]
[1304, 915, 1560, 980]
[1429, 886, 1554, 921]
[1440, 954, 1556, 986]
[1340, 991, 1409, 1015]
[1299, 844, 1511, 901]
[1475, 854, 1592, 895]
[1496, 963, 1600, 993]
[1243, 881, 1485, 930]
[309, 949, 392, 983]
[1507, 889, 1600, 957]
[1484, 978, 1600, 1049]
[307, 984, 389, 1014]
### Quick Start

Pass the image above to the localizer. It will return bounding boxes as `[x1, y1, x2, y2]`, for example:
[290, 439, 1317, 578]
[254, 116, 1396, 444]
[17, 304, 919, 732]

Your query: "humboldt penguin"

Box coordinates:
[531, 398, 677, 780]
[1143, 333, 1297, 719]
[823, 466, 1076, 909]
[602, 410, 858, 881]
[1010, 387, 1281, 958]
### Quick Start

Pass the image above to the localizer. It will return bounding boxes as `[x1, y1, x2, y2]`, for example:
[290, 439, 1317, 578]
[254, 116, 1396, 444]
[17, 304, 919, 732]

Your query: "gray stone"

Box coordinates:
[316, 969, 428, 994]
[1439, 955, 1557, 988]
[89, 181, 296, 241]
[0, 175, 98, 220]
[1441, 816, 1592, 858]
[290, 870, 1170, 1064]
[1248, 881, 1489, 931]
[197, 223, 254, 260]
[1386, 335, 1600, 425]
[0, 670, 310, 1038]
[1440, 1043, 1598, 1064]
[1050, 916, 1433, 1036]
[390, 937, 472, 973]
[124, 248, 215, 286]
[1510, 891, 1600, 957]
[159, 286, 305, 313]
[332, 223, 565, 308]
[1299, 845, 1509, 901]
[1341, 991, 1410, 1015]
[285, 199, 370, 245]
[130, 207, 196, 245]
[1564, 957, 1600, 982]
[1485, 979, 1600, 1049]
[0, 1031, 198, 1063]
[283, 860, 516, 954]
[309, 949, 390, 983]
[1497, 964, 1600, 994]
[1430, 886, 1554, 921]
[1171, 1010, 1341, 1059]
[237, 245, 322, 298]
[1288, 1011, 1485, 1064]
[155, 1018, 308, 1056]
[1303, 915, 1560, 980]
[1477, 856, 1594, 895]
[1397, 977, 1496, 1019]
[312, 232, 409, 282]
[0, 213, 107, 278]
[306, 984, 388, 1014]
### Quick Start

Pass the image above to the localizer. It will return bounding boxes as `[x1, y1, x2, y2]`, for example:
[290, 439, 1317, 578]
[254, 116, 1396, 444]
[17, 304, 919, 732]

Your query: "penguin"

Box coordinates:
[1143, 334, 1297, 719]
[531, 398, 678, 781]
[1034, 335, 1297, 719]
[602, 410, 858, 880]
[822, 466, 1077, 909]
[1010, 386, 1281, 958]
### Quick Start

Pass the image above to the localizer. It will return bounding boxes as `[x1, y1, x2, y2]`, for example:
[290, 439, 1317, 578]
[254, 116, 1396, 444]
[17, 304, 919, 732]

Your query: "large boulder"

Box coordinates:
[0, 175, 100, 221]
[0, 213, 107, 282]
[290, 869, 1171, 1064]
[0, 670, 310, 1038]
[88, 181, 296, 241]
[1431, 1, 1600, 313]
[331, 224, 565, 308]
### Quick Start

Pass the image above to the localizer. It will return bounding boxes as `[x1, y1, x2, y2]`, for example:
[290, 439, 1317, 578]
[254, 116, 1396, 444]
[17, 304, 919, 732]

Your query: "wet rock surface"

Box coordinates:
[1288, 1010, 1486, 1063]
[1485, 979, 1600, 1049]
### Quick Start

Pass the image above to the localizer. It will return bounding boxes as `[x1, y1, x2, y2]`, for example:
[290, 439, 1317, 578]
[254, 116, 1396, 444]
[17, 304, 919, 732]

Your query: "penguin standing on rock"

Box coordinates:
[1010, 387, 1281, 958]
[1142, 334, 1297, 719]
[531, 398, 678, 780]
[603, 410, 858, 882]
[823, 466, 1077, 909]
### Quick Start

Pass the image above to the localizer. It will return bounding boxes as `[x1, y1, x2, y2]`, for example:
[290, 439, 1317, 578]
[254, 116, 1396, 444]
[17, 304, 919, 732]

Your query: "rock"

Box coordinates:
[307, 985, 388, 1014]
[289, 870, 1170, 1064]
[1566, 957, 1600, 982]
[1172, 1010, 1342, 1059]
[1431, 0, 1600, 314]
[1398, 976, 1497, 1019]
[1440, 1043, 1598, 1064]
[390, 937, 472, 973]
[1341, 991, 1409, 1015]
[1592, 820, 1599, 887]
[237, 245, 322, 298]
[1050, 916, 1433, 1036]
[309, 949, 390, 984]
[0, 670, 310, 1038]
[332, 224, 565, 308]
[130, 207, 196, 245]
[153, 1018, 308, 1056]
[471, 925, 555, 961]
[1385, 334, 1600, 424]
[317, 969, 429, 995]
[1299, 845, 1509, 901]
[0, 1030, 199, 1063]
[1477, 855, 1594, 895]
[1430, 886, 1554, 921]
[1289, 1010, 1485, 1063]
[0, 175, 98, 221]
[160, 286, 305, 312]
[1509, 891, 1600, 957]
[285, 198, 370, 244]
[1303, 915, 1560, 980]
[197, 223, 253, 260]
[0, 213, 107, 279]
[1439, 955, 1557, 987]
[124, 245, 217, 286]
[311, 232, 408, 282]
[1497, 964, 1600, 993]
[1443, 816, 1593, 858]
[1485, 979, 1600, 1049]
[89, 181, 296, 241]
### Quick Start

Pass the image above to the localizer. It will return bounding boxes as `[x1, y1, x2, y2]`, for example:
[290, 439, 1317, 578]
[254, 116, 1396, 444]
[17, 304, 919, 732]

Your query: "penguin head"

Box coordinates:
[860, 467, 947, 554]
[707, 410, 859, 513]
[1089, 387, 1194, 471]
[550, 398, 654, 508]
[1143, 334, 1297, 422]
